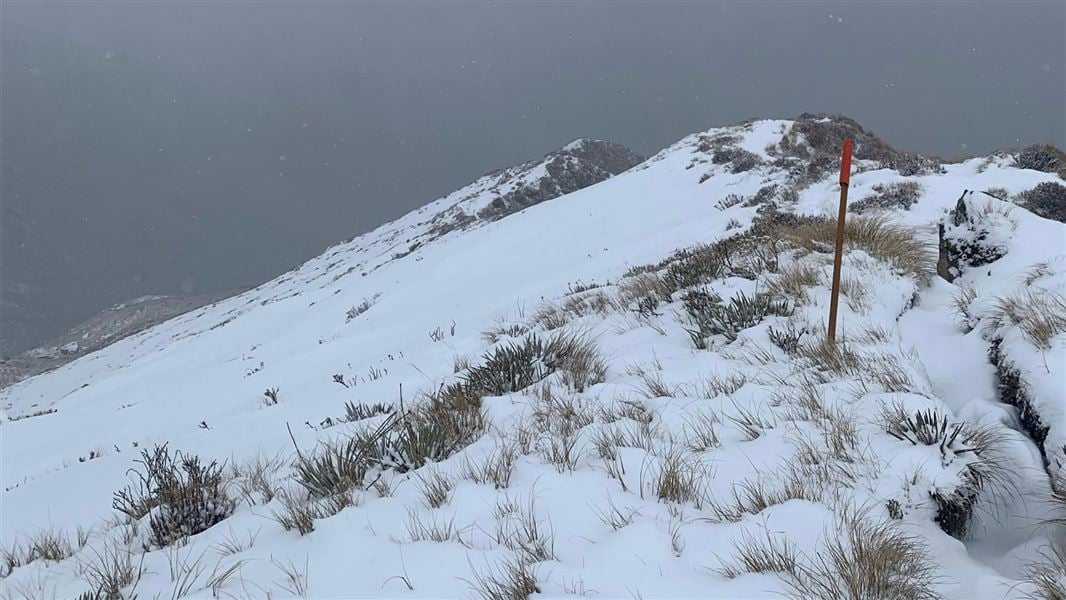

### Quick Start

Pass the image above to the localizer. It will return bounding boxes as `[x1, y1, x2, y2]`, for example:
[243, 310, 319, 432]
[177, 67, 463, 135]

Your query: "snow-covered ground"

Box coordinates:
[2, 117, 1063, 599]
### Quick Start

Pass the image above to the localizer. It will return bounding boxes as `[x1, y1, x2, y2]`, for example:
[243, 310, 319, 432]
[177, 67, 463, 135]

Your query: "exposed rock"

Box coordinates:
[937, 191, 1012, 281]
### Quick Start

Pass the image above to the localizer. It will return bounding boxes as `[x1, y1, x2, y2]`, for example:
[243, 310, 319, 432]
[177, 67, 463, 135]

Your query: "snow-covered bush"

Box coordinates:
[682, 290, 792, 347]
[1015, 143, 1066, 176]
[1016, 181, 1066, 223]
[112, 444, 236, 548]
[882, 404, 1010, 538]
[463, 333, 605, 395]
[712, 146, 762, 173]
[850, 181, 923, 213]
[293, 417, 399, 498]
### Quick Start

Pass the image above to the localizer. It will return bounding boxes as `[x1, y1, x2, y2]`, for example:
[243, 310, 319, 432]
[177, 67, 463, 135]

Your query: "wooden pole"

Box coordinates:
[827, 137, 853, 345]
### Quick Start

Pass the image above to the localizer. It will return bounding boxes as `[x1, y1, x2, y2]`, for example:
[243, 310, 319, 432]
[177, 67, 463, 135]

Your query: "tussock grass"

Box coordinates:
[229, 451, 286, 505]
[719, 530, 801, 579]
[708, 472, 823, 523]
[644, 449, 710, 506]
[1023, 542, 1066, 600]
[984, 290, 1066, 348]
[769, 261, 822, 303]
[462, 444, 518, 489]
[626, 362, 677, 399]
[695, 372, 749, 399]
[467, 555, 540, 600]
[416, 468, 456, 509]
[592, 498, 641, 531]
[617, 273, 669, 309]
[272, 489, 357, 535]
[800, 516, 941, 600]
[720, 513, 941, 600]
[728, 400, 777, 441]
[681, 411, 721, 451]
[0, 528, 78, 578]
[493, 495, 556, 564]
[406, 510, 467, 545]
[776, 215, 934, 282]
[80, 541, 146, 600]
[951, 283, 979, 333]
[796, 337, 863, 376]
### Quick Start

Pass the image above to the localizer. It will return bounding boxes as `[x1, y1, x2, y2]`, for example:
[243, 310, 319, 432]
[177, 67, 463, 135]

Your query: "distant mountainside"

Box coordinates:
[0, 291, 239, 390]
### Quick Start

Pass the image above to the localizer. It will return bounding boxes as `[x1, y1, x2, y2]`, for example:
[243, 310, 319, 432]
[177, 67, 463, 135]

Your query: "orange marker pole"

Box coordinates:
[827, 137, 853, 346]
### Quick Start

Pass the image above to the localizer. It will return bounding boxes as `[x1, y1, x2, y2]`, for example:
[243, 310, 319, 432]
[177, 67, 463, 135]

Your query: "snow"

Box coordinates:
[2, 119, 1064, 599]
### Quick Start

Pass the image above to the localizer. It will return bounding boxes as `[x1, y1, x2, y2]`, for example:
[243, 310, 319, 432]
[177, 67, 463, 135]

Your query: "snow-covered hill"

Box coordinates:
[2, 115, 1064, 599]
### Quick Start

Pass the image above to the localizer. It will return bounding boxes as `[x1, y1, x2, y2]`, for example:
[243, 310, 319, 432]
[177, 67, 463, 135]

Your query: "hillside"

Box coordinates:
[2, 115, 1064, 599]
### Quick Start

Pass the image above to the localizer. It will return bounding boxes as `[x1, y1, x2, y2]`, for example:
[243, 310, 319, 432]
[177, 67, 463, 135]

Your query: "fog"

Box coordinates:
[2, 1, 1063, 354]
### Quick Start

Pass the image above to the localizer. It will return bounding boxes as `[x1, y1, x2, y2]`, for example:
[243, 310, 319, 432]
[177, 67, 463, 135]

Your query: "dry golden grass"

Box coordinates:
[720, 512, 940, 600]
[984, 290, 1066, 349]
[776, 215, 934, 282]
[1022, 542, 1066, 600]
[769, 261, 823, 303]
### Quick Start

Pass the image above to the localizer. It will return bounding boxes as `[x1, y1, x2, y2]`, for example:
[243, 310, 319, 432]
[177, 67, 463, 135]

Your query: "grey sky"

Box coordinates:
[2, 1, 1064, 353]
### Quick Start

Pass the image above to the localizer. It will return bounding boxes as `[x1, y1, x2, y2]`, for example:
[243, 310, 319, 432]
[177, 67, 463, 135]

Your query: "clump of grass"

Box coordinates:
[229, 451, 286, 505]
[272, 489, 357, 535]
[800, 515, 941, 600]
[983, 290, 1066, 349]
[796, 337, 863, 376]
[776, 215, 934, 282]
[0, 528, 76, 577]
[417, 469, 456, 508]
[719, 530, 801, 579]
[80, 541, 146, 600]
[482, 320, 530, 344]
[769, 261, 822, 303]
[720, 514, 940, 600]
[1022, 542, 1066, 600]
[467, 555, 540, 600]
[645, 449, 709, 506]
[493, 495, 556, 564]
[708, 472, 821, 523]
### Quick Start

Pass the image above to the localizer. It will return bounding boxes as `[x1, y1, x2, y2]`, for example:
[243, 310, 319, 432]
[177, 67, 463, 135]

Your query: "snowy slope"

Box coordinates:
[2, 116, 1064, 599]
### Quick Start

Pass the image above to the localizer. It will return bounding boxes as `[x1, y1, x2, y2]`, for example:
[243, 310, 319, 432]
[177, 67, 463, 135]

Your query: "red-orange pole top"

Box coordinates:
[839, 137, 853, 186]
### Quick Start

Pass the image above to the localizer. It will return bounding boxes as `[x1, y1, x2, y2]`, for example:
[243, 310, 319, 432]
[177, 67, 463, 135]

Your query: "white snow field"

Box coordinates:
[2, 116, 1064, 599]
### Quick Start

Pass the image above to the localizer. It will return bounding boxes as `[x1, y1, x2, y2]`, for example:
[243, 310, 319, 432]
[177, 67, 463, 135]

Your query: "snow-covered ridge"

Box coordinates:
[2, 115, 1064, 599]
